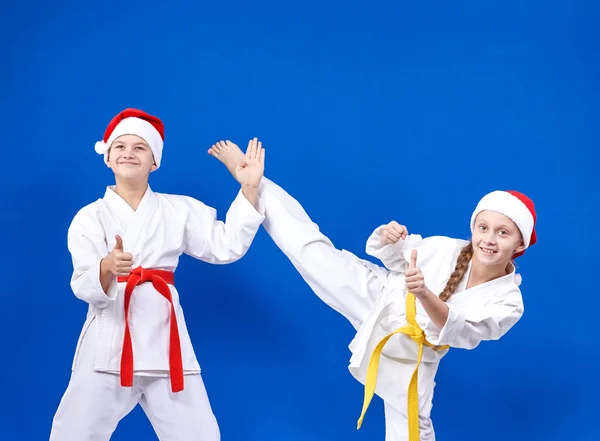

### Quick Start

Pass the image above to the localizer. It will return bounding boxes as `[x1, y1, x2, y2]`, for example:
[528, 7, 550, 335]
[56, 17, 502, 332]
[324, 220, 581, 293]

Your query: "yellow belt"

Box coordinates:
[356, 292, 449, 441]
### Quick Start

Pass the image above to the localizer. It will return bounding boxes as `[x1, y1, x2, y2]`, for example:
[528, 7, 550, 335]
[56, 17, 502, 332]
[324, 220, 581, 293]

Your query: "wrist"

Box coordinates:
[414, 286, 432, 299]
[241, 186, 258, 208]
[100, 256, 112, 276]
[241, 185, 259, 198]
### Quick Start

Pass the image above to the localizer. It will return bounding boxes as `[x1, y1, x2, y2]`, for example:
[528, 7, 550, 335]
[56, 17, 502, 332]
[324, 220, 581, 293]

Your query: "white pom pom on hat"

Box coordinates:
[94, 141, 107, 154]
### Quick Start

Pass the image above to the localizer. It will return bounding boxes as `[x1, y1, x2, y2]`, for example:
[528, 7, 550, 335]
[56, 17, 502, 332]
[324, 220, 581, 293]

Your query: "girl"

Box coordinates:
[50, 109, 266, 441]
[208, 140, 536, 441]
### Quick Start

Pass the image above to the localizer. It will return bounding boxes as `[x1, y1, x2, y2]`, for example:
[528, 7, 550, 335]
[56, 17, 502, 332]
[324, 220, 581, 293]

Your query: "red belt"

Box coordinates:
[117, 267, 184, 393]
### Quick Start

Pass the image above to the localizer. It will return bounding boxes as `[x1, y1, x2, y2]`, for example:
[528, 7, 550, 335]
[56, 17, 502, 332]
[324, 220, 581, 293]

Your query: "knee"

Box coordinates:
[186, 413, 220, 441]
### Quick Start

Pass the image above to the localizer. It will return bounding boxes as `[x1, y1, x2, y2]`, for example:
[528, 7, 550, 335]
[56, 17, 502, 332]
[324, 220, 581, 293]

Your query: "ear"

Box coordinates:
[105, 148, 112, 167]
[150, 162, 158, 172]
[513, 240, 526, 255]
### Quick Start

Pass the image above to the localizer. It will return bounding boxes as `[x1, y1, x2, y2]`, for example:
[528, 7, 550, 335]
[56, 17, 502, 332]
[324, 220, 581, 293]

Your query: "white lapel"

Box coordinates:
[446, 268, 518, 307]
[100, 185, 159, 256]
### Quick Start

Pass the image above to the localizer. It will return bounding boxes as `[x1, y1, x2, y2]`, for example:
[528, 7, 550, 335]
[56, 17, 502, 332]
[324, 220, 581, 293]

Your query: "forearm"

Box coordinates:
[68, 219, 118, 307]
[418, 288, 449, 329]
[70, 260, 117, 309]
[185, 189, 265, 263]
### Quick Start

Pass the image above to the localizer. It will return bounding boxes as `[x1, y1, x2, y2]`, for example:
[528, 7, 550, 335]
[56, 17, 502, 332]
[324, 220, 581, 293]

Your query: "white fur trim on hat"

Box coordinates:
[96, 117, 164, 168]
[470, 191, 535, 248]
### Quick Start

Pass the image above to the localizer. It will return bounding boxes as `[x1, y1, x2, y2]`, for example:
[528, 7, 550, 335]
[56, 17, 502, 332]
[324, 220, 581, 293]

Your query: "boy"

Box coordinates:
[49, 108, 265, 441]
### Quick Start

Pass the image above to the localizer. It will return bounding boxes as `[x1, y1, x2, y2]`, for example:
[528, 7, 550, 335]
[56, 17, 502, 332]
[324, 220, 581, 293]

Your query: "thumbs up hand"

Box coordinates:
[405, 249, 427, 298]
[103, 235, 134, 276]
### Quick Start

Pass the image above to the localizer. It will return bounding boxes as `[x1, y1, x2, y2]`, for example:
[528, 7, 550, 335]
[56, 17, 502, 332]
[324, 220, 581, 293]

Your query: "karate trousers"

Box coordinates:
[49, 318, 220, 441]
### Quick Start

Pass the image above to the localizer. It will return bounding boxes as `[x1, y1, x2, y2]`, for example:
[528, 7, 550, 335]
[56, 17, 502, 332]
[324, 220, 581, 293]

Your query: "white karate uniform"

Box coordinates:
[50, 184, 265, 441]
[258, 177, 524, 441]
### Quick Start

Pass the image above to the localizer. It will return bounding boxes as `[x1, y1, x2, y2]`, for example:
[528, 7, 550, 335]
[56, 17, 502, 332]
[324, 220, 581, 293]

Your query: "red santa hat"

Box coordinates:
[94, 108, 165, 168]
[470, 190, 537, 258]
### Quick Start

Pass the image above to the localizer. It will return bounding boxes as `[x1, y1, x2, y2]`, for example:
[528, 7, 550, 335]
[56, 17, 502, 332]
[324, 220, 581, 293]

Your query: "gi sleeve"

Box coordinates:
[365, 225, 423, 273]
[182, 189, 265, 264]
[425, 292, 524, 350]
[67, 209, 117, 309]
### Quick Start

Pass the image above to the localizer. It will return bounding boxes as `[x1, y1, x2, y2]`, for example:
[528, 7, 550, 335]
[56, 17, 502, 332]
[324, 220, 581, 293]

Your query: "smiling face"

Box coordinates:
[472, 210, 526, 268]
[107, 134, 157, 181]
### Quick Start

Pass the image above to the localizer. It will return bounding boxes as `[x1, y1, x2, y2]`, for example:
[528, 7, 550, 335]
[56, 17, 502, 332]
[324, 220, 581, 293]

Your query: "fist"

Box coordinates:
[103, 235, 134, 276]
[382, 221, 408, 245]
[405, 249, 427, 297]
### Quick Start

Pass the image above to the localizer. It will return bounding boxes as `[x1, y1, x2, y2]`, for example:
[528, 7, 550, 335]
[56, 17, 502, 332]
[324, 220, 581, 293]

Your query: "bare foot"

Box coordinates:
[208, 140, 245, 178]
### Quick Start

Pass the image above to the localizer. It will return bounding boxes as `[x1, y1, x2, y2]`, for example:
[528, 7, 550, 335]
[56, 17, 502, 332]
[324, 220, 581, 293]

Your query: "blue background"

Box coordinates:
[2, 1, 599, 440]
